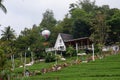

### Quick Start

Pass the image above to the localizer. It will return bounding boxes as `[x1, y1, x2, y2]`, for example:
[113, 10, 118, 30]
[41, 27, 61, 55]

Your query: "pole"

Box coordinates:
[76, 43, 78, 60]
[11, 55, 15, 71]
[24, 52, 26, 76]
[31, 52, 34, 63]
[92, 43, 95, 61]
[55, 50, 57, 65]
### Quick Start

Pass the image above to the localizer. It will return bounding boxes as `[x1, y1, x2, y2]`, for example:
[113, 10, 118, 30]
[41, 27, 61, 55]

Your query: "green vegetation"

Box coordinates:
[13, 53, 120, 80]
[1, 0, 120, 79]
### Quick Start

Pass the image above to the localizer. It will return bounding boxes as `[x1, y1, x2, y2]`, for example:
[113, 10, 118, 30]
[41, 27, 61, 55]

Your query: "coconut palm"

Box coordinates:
[0, 0, 7, 13]
[1, 26, 16, 41]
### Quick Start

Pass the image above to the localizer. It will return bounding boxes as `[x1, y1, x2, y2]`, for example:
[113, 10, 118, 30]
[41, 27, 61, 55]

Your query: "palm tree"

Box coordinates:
[1, 26, 16, 41]
[1, 26, 16, 72]
[0, 0, 7, 13]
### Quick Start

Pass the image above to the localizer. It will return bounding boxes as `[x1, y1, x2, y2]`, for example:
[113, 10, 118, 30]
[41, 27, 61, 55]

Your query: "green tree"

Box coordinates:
[80, 0, 97, 13]
[59, 15, 73, 34]
[0, 48, 6, 71]
[70, 9, 91, 38]
[1, 26, 16, 41]
[90, 11, 110, 50]
[73, 18, 91, 38]
[1, 26, 16, 71]
[107, 9, 120, 44]
[69, 0, 97, 14]
[16, 26, 45, 60]
[0, 0, 7, 13]
[40, 9, 57, 30]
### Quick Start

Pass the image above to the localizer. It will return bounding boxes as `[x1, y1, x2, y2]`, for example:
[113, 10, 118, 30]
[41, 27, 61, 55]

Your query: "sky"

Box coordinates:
[0, 0, 120, 36]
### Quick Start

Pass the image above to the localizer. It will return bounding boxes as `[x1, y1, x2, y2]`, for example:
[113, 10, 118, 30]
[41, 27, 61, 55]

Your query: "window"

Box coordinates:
[60, 46, 64, 50]
[59, 39, 62, 43]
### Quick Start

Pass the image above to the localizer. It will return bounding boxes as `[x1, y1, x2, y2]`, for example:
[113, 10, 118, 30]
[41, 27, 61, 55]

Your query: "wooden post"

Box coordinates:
[87, 39, 89, 48]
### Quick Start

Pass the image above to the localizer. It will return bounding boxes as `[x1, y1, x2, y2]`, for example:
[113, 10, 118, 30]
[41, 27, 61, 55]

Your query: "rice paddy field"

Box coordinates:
[15, 53, 120, 80]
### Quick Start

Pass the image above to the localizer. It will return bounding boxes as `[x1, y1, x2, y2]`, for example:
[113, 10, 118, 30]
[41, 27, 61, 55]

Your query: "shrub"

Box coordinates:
[45, 52, 56, 63]
[66, 45, 76, 57]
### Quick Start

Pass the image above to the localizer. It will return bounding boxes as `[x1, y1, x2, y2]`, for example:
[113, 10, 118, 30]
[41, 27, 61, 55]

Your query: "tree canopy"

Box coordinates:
[0, 0, 120, 67]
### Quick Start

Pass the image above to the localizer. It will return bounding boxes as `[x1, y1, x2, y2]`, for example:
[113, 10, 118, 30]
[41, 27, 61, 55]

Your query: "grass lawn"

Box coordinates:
[15, 53, 120, 80]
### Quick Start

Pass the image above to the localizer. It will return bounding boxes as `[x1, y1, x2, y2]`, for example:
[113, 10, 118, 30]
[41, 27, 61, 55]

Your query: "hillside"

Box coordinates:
[21, 53, 120, 80]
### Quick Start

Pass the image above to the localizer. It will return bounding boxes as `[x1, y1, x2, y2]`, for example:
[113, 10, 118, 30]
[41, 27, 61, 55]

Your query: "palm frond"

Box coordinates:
[0, 0, 7, 13]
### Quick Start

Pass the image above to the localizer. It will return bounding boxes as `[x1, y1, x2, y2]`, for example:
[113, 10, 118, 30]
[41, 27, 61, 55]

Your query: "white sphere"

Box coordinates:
[41, 30, 51, 39]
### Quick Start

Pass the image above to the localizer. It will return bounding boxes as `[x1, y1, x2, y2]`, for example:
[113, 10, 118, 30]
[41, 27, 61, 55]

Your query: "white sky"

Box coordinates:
[0, 0, 120, 36]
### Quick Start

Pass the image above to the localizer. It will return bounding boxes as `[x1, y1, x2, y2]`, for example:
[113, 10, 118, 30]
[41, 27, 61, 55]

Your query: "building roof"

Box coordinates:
[59, 33, 92, 46]
[65, 37, 89, 42]
[59, 33, 73, 42]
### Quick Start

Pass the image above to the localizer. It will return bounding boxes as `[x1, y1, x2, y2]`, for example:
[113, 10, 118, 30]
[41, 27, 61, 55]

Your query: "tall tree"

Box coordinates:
[60, 15, 73, 34]
[1, 26, 16, 41]
[0, 48, 6, 70]
[107, 9, 120, 44]
[1, 26, 16, 71]
[69, 7, 91, 38]
[80, 0, 96, 13]
[0, 0, 7, 13]
[40, 9, 57, 30]
[69, 0, 97, 14]
[73, 18, 91, 38]
[90, 11, 110, 47]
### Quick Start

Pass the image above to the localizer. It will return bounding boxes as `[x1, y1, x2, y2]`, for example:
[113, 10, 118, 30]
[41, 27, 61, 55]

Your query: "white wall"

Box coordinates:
[54, 34, 66, 51]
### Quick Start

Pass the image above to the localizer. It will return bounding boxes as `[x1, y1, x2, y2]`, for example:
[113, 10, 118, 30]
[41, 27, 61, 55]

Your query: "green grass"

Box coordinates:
[14, 54, 120, 80]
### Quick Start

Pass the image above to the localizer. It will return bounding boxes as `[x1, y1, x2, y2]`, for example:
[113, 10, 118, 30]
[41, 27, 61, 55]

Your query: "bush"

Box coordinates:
[45, 52, 56, 63]
[66, 45, 76, 57]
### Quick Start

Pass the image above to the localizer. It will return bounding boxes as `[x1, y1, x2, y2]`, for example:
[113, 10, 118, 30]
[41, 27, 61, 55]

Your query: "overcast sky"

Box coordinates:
[0, 0, 120, 36]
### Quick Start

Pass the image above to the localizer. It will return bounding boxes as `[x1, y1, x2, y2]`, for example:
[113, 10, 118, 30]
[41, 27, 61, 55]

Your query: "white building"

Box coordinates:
[54, 33, 73, 51]
[46, 33, 92, 52]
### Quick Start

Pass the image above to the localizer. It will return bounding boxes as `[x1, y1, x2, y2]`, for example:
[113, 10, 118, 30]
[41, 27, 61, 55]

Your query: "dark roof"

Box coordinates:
[59, 33, 73, 42]
[65, 37, 89, 42]
[59, 33, 92, 44]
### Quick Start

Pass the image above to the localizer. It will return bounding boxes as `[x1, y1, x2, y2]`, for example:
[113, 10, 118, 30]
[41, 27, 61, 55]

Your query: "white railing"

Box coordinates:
[45, 48, 56, 52]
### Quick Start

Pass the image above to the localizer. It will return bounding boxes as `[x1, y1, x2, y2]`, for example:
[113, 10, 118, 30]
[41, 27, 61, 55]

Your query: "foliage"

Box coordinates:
[1, 1, 120, 78]
[59, 16, 73, 34]
[66, 45, 75, 57]
[14, 53, 120, 80]
[45, 52, 56, 63]
[90, 11, 110, 47]
[69, 1, 92, 38]
[0, 48, 6, 70]
[107, 9, 120, 44]
[40, 9, 57, 30]
[73, 18, 91, 38]
[1, 26, 16, 41]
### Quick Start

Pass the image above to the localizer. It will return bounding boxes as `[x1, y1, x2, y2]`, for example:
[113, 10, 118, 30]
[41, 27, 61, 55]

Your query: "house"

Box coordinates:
[45, 33, 94, 61]
[45, 33, 92, 52]
[56, 33, 93, 51]
[54, 33, 73, 51]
